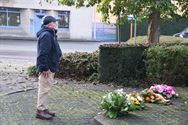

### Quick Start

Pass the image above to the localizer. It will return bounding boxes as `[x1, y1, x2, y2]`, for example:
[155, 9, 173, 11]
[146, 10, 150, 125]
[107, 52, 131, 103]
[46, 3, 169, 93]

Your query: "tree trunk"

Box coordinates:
[147, 11, 160, 45]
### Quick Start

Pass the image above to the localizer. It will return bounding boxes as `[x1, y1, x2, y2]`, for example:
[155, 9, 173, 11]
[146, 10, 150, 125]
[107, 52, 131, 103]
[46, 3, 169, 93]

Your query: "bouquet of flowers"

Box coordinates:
[127, 92, 146, 111]
[150, 84, 178, 99]
[100, 84, 178, 118]
[101, 89, 146, 119]
[141, 88, 170, 104]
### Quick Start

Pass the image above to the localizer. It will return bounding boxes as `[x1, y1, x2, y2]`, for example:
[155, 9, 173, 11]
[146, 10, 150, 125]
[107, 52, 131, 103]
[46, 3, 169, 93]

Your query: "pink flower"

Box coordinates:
[171, 90, 176, 95]
[154, 85, 164, 93]
[150, 84, 177, 98]
[167, 93, 172, 98]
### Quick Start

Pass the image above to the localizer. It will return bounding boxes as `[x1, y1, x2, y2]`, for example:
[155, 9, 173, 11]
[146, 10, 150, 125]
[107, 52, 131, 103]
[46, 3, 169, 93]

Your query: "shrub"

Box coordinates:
[57, 51, 99, 81]
[144, 45, 188, 86]
[120, 18, 188, 42]
[27, 51, 99, 81]
[27, 65, 37, 76]
[126, 36, 188, 46]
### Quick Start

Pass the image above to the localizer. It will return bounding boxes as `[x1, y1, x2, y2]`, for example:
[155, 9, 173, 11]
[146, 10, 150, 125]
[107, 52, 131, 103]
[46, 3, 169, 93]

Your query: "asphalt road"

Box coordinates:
[0, 39, 115, 61]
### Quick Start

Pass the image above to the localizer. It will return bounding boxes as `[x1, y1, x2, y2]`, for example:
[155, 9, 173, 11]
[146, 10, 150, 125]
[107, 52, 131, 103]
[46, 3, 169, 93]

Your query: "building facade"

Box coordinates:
[0, 0, 93, 40]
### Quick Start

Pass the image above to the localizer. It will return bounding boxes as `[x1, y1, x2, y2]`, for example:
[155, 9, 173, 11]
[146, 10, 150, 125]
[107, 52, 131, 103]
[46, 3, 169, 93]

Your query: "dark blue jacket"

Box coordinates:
[36, 26, 62, 73]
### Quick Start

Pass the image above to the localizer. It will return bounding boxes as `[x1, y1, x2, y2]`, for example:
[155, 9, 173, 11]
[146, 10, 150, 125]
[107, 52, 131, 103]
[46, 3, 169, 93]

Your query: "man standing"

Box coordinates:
[36, 16, 62, 120]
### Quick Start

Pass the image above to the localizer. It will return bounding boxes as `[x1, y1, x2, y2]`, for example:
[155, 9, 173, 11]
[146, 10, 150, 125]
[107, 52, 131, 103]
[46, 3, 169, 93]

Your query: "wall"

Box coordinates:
[70, 7, 93, 40]
[20, 9, 32, 36]
[0, 0, 94, 40]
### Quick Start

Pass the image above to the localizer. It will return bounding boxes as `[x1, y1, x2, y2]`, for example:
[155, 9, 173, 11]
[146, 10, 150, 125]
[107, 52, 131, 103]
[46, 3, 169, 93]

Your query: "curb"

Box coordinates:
[0, 36, 100, 42]
[91, 117, 103, 125]
[91, 113, 106, 125]
[0, 36, 36, 41]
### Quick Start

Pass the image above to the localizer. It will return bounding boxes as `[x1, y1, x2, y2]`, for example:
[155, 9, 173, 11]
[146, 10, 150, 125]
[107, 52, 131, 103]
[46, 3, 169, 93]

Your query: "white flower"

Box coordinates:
[137, 95, 143, 102]
[115, 89, 125, 95]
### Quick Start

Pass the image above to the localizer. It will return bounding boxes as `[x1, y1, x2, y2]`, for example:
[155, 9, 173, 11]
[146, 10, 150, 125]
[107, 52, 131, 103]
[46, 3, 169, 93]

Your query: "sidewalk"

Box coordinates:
[0, 59, 115, 125]
[0, 60, 188, 125]
[94, 98, 188, 125]
[0, 83, 110, 125]
[0, 81, 188, 125]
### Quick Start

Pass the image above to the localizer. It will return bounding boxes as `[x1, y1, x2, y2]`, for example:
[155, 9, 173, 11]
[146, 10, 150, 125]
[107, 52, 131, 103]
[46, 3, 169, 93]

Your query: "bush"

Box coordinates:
[120, 18, 188, 42]
[99, 44, 147, 84]
[27, 51, 99, 81]
[57, 51, 99, 81]
[126, 36, 188, 46]
[27, 65, 37, 76]
[145, 45, 188, 86]
[27, 41, 188, 87]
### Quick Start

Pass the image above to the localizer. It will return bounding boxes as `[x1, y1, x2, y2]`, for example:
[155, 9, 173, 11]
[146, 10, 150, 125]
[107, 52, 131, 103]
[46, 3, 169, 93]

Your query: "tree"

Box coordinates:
[43, 0, 188, 44]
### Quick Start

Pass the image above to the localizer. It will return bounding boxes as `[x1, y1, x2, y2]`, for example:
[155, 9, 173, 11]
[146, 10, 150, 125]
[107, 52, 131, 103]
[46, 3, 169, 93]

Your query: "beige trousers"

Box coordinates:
[37, 72, 55, 111]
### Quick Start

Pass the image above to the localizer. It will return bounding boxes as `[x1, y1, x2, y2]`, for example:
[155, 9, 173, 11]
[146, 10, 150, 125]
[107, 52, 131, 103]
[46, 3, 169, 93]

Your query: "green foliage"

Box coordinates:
[27, 51, 99, 81]
[160, 18, 188, 35]
[42, 0, 187, 22]
[27, 39, 188, 87]
[101, 89, 146, 118]
[144, 45, 188, 86]
[27, 65, 37, 76]
[57, 51, 99, 81]
[59, 0, 75, 6]
[99, 45, 147, 83]
[43, 0, 187, 44]
[120, 18, 188, 42]
[126, 36, 188, 46]
[101, 90, 129, 118]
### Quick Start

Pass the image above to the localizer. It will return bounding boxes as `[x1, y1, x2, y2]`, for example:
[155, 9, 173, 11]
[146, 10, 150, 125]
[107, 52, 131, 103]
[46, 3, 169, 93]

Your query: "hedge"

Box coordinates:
[27, 51, 99, 82]
[26, 37, 188, 87]
[120, 18, 188, 42]
[126, 36, 188, 46]
[57, 51, 99, 81]
[99, 44, 147, 83]
[145, 45, 188, 86]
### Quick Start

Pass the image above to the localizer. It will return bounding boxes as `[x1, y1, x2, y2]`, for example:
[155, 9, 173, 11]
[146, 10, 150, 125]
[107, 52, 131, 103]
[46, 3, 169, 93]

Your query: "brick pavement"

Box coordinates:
[94, 100, 188, 125]
[0, 59, 188, 125]
[0, 84, 107, 125]
[0, 83, 188, 125]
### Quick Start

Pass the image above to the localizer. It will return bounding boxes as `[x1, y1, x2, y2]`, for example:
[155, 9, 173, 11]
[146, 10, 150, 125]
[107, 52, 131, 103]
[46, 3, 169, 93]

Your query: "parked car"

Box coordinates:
[173, 27, 188, 38]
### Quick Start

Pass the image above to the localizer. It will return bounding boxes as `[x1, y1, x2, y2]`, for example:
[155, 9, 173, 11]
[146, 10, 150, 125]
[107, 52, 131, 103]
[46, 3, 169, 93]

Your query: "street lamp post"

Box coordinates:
[128, 15, 137, 45]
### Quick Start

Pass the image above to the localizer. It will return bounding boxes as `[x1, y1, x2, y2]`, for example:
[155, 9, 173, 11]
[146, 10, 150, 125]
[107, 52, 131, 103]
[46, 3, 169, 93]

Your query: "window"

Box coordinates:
[35, 9, 46, 14]
[0, 12, 6, 26]
[58, 11, 70, 28]
[0, 8, 20, 27]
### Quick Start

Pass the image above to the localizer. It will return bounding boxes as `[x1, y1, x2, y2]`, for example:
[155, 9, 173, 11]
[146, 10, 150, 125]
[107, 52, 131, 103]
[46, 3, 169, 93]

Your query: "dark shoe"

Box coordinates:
[36, 109, 53, 120]
[44, 109, 56, 117]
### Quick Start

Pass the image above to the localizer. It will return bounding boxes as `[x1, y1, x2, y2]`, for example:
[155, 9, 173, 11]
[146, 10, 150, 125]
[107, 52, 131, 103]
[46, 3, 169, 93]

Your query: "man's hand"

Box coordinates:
[42, 70, 51, 78]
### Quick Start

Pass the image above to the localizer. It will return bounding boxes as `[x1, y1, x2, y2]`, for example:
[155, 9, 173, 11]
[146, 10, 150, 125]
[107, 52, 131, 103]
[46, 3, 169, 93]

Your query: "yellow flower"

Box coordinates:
[132, 100, 140, 105]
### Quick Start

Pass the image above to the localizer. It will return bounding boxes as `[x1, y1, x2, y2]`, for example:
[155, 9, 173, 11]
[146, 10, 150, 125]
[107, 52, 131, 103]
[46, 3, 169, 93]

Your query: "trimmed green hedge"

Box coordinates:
[99, 44, 147, 83]
[145, 45, 188, 86]
[26, 37, 188, 87]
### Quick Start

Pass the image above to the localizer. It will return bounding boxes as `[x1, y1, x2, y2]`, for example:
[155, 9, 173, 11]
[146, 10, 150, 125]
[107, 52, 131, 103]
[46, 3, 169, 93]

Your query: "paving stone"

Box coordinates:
[93, 102, 188, 125]
[1, 57, 188, 125]
[0, 84, 107, 125]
